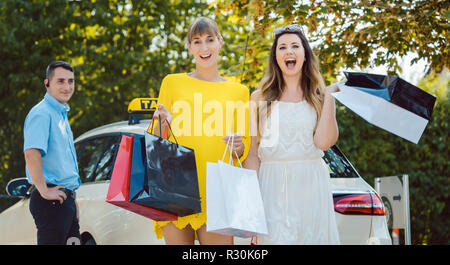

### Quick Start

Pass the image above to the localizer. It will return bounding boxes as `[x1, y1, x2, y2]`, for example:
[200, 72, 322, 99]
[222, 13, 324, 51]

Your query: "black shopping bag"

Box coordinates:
[332, 72, 437, 144]
[130, 115, 201, 217]
[343, 72, 436, 120]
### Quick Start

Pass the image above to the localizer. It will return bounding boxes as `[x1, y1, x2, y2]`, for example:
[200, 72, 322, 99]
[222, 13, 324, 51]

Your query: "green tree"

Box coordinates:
[215, 0, 449, 81]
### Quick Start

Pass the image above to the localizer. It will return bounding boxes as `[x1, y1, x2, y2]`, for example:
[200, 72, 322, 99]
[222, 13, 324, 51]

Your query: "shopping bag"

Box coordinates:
[106, 134, 177, 221]
[130, 116, 201, 217]
[332, 72, 437, 144]
[206, 135, 268, 238]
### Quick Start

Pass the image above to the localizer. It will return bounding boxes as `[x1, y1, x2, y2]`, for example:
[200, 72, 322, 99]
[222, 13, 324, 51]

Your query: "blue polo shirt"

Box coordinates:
[23, 93, 81, 191]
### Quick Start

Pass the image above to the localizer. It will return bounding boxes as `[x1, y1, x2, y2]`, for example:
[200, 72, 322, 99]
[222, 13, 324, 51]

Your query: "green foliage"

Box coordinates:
[0, 0, 448, 244]
[216, 0, 449, 78]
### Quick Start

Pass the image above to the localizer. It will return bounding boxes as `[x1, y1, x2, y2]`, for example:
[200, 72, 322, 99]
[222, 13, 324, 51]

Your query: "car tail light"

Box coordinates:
[333, 193, 385, 216]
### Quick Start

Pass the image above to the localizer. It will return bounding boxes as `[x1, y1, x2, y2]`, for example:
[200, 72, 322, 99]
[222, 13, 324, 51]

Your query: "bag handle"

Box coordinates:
[221, 133, 242, 167]
[147, 115, 179, 146]
[148, 115, 162, 137]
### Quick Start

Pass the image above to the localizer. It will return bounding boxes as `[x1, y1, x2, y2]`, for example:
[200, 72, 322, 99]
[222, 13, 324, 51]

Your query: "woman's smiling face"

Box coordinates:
[275, 33, 305, 77]
[187, 33, 223, 69]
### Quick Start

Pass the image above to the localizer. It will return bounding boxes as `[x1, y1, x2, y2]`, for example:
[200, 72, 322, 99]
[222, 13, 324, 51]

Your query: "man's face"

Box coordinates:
[45, 67, 75, 105]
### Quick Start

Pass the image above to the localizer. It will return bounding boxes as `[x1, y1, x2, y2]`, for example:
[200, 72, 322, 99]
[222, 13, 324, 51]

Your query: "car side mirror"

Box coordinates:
[6, 178, 31, 198]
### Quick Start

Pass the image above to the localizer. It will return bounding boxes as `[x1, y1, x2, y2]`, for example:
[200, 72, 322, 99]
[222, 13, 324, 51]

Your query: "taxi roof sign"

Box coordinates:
[128, 98, 158, 113]
[128, 98, 158, 125]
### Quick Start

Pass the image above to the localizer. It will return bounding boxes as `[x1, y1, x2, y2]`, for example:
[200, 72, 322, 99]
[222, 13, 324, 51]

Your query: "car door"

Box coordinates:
[0, 193, 36, 244]
[75, 134, 122, 242]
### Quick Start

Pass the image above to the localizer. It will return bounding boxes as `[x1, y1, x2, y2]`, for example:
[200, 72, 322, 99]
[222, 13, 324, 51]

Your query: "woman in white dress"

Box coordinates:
[243, 25, 341, 244]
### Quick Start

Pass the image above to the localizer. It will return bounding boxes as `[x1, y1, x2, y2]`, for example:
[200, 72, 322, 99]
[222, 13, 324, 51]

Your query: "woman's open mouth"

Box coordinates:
[285, 58, 296, 69]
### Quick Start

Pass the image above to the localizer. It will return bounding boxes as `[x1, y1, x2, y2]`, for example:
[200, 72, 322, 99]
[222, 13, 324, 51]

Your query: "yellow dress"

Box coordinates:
[152, 73, 251, 239]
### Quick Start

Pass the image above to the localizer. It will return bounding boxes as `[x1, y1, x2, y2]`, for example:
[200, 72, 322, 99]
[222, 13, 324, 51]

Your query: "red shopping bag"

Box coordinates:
[106, 134, 177, 221]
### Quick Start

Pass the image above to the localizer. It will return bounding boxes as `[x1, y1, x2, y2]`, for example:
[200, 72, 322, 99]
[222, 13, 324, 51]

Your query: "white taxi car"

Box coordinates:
[0, 98, 391, 245]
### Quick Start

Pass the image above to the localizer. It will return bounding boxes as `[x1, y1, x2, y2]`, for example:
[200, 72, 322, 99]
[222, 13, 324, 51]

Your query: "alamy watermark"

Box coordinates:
[158, 93, 280, 147]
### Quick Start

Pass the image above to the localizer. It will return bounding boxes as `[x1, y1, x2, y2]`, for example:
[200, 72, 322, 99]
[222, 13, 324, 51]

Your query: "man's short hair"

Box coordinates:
[45, 61, 74, 81]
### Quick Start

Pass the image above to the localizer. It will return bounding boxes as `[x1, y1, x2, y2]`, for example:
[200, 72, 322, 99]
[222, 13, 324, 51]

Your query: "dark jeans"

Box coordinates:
[29, 185, 80, 245]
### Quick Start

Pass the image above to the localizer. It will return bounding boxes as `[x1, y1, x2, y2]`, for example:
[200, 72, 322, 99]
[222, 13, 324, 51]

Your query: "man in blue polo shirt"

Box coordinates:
[23, 61, 81, 245]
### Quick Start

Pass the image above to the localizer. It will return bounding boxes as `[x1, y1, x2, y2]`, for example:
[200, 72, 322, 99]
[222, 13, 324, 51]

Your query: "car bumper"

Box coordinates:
[336, 213, 392, 245]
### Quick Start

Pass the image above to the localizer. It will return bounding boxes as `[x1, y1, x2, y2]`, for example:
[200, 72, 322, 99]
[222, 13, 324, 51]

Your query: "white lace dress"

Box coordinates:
[257, 101, 340, 245]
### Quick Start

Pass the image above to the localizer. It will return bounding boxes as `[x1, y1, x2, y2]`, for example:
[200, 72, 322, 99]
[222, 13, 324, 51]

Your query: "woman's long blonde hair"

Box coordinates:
[258, 30, 326, 133]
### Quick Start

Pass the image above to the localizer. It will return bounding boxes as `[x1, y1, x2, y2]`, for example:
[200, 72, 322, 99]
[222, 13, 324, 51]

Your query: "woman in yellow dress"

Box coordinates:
[151, 17, 250, 245]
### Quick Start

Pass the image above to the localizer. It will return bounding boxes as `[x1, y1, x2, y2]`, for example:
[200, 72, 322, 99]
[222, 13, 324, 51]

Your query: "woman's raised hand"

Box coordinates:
[154, 104, 172, 124]
[325, 83, 340, 95]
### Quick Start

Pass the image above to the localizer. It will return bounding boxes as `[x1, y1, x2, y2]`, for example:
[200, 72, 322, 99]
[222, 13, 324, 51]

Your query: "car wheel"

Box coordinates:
[382, 196, 393, 229]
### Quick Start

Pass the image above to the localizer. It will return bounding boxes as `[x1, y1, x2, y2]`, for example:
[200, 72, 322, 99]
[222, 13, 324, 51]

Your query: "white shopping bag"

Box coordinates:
[332, 82, 430, 144]
[206, 135, 268, 238]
